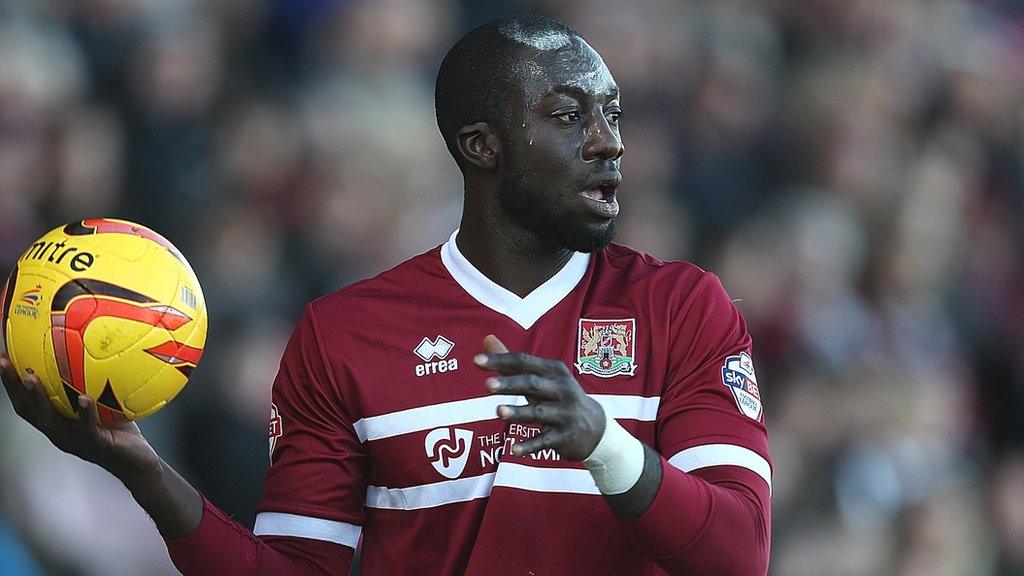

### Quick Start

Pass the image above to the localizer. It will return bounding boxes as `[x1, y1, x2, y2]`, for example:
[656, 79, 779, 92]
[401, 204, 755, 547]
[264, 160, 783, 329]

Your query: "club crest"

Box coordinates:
[575, 318, 636, 378]
[721, 352, 762, 420]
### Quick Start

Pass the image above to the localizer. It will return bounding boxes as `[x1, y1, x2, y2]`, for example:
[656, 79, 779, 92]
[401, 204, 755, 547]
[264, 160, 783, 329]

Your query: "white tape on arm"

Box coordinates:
[583, 412, 646, 495]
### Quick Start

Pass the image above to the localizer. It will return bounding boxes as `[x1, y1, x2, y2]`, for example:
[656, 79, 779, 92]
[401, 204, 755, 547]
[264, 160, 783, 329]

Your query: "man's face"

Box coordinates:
[497, 37, 624, 253]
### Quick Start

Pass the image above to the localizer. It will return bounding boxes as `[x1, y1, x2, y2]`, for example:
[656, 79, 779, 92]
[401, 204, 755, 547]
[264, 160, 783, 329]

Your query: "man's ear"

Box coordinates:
[456, 122, 501, 171]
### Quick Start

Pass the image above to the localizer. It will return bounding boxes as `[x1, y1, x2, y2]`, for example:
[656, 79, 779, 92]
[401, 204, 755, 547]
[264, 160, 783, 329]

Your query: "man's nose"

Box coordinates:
[581, 114, 624, 162]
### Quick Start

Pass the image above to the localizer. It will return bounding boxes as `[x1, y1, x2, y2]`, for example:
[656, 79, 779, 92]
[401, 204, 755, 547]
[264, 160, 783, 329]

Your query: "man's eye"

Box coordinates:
[606, 110, 622, 125]
[555, 111, 580, 123]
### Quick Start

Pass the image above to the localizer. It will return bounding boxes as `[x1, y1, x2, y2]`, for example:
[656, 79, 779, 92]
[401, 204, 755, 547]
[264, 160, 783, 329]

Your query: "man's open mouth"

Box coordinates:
[580, 181, 619, 217]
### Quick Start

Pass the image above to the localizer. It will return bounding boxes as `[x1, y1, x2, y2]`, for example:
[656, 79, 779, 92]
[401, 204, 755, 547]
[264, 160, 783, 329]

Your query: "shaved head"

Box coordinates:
[434, 15, 581, 171]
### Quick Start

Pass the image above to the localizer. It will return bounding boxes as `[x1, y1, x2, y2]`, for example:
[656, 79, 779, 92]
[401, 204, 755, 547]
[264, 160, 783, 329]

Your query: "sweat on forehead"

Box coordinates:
[498, 20, 575, 51]
[516, 42, 616, 98]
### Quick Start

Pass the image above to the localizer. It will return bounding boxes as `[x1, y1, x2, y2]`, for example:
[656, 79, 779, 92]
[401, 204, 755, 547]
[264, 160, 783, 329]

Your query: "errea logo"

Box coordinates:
[413, 335, 458, 377]
[414, 335, 453, 361]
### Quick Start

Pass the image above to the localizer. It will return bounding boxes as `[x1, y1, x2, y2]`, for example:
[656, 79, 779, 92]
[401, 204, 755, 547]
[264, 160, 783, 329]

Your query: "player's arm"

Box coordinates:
[168, 303, 366, 576]
[614, 271, 771, 575]
[0, 354, 204, 539]
[0, 356, 338, 575]
[477, 274, 770, 576]
[0, 306, 360, 575]
[478, 355, 769, 576]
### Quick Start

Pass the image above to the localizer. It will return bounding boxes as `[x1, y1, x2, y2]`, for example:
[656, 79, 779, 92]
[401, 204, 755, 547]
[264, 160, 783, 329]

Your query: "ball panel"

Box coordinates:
[123, 345, 199, 415]
[84, 315, 157, 361]
[66, 218, 183, 256]
[6, 265, 70, 411]
[41, 324, 79, 420]
[78, 272, 204, 420]
[124, 374, 186, 419]
[123, 283, 206, 421]
[49, 290, 98, 398]
[61, 221, 150, 261]
[87, 326, 175, 416]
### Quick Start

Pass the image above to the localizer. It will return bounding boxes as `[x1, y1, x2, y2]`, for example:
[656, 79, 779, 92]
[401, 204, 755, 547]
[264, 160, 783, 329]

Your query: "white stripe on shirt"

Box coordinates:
[493, 463, 600, 495]
[668, 443, 772, 493]
[363, 444, 770, 511]
[366, 473, 496, 510]
[364, 464, 606, 510]
[253, 512, 362, 548]
[353, 394, 659, 443]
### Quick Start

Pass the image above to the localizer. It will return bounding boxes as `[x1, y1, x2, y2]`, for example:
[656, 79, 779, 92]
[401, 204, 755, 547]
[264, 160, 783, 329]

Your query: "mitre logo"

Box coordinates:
[413, 335, 458, 377]
[424, 427, 473, 479]
[575, 318, 637, 378]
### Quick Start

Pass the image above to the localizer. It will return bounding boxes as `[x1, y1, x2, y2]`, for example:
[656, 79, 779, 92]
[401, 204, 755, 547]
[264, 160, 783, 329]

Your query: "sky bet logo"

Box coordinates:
[20, 238, 96, 272]
[413, 335, 458, 377]
[721, 352, 762, 421]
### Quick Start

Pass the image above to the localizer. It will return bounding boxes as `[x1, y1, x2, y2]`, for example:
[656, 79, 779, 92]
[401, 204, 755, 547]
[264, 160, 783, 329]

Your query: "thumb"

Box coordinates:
[482, 334, 509, 355]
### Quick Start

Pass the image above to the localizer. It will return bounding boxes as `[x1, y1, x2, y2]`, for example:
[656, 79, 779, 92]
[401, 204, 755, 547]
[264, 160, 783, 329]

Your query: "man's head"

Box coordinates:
[435, 16, 624, 253]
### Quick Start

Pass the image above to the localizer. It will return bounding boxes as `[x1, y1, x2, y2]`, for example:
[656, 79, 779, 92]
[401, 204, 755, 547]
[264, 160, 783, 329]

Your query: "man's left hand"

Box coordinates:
[475, 335, 605, 461]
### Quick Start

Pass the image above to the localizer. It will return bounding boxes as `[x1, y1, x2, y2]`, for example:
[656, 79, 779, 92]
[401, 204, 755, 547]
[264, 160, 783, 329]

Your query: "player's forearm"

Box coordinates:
[116, 456, 203, 539]
[601, 444, 662, 519]
[582, 413, 662, 519]
[164, 496, 352, 576]
[583, 418, 769, 575]
[622, 459, 771, 576]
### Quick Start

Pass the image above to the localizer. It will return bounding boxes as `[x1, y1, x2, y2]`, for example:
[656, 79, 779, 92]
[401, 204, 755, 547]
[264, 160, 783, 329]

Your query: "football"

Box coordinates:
[1, 218, 207, 425]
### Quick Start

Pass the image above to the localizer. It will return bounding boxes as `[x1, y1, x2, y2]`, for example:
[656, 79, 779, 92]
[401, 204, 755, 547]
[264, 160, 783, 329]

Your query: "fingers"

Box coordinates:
[497, 402, 567, 425]
[0, 358, 60, 434]
[482, 335, 509, 355]
[475, 350, 570, 378]
[0, 357, 122, 464]
[77, 394, 100, 431]
[486, 373, 561, 400]
[477, 336, 515, 375]
[509, 429, 559, 457]
[74, 395, 111, 458]
[475, 339, 598, 461]
[0, 354, 33, 419]
[1, 355, 82, 448]
[22, 370, 68, 432]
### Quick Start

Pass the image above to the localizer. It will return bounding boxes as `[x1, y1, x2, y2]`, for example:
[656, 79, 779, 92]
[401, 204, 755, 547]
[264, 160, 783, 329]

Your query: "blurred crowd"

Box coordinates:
[0, 0, 1022, 574]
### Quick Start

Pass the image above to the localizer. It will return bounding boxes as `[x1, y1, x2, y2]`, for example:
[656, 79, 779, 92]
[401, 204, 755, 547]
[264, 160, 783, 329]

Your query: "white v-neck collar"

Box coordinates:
[440, 229, 590, 330]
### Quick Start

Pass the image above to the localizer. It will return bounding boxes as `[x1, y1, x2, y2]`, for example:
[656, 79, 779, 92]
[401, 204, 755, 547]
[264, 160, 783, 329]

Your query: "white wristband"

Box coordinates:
[583, 411, 646, 495]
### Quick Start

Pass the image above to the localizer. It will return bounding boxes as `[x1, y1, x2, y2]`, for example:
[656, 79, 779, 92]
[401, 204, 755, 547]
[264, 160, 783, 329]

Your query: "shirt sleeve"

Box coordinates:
[623, 271, 771, 576]
[165, 496, 353, 576]
[164, 304, 367, 575]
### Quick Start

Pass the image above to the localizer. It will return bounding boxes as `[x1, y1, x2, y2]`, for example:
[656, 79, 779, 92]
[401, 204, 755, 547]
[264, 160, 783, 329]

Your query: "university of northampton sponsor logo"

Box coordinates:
[575, 318, 637, 378]
[721, 352, 762, 420]
[425, 427, 473, 479]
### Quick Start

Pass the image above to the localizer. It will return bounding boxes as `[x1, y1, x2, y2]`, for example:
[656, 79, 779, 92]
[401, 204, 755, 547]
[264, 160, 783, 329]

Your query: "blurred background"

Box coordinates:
[0, 0, 1022, 574]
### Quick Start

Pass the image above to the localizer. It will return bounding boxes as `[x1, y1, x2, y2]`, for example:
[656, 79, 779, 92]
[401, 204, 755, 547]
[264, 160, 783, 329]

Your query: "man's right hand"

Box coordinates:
[0, 352, 159, 480]
[0, 351, 203, 538]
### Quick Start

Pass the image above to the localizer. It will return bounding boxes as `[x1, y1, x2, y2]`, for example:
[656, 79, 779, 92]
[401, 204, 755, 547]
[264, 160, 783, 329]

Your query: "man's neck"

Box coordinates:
[456, 215, 575, 299]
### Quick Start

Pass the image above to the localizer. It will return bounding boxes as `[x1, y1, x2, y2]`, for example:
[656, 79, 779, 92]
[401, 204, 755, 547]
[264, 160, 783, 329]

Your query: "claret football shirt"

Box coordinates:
[252, 230, 771, 575]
